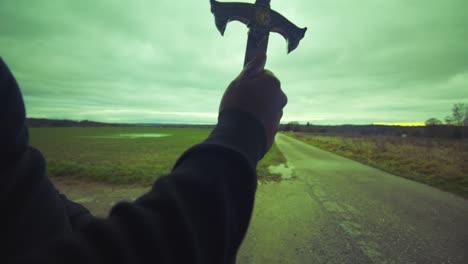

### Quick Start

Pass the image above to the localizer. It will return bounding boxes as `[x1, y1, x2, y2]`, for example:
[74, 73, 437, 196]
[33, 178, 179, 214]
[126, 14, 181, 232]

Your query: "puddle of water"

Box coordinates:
[268, 163, 294, 179]
[74, 197, 96, 203]
[82, 133, 171, 139]
[115, 133, 171, 139]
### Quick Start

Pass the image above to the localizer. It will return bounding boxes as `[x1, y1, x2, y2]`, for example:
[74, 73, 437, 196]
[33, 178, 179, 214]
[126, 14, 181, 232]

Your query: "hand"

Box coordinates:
[219, 54, 288, 152]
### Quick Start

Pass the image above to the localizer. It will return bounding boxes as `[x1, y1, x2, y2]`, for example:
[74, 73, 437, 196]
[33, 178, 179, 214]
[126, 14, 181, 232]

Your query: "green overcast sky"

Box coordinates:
[1, 0, 467, 124]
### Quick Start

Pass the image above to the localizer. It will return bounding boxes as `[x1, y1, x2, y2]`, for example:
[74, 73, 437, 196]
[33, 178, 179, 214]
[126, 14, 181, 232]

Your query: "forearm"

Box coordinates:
[18, 111, 266, 264]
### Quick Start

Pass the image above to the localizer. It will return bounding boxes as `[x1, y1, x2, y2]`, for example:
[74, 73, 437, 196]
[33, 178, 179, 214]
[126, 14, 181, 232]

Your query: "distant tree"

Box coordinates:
[285, 121, 301, 132]
[452, 103, 465, 126]
[425, 118, 442, 126]
[306, 122, 310, 127]
[465, 105, 468, 126]
[445, 115, 454, 125]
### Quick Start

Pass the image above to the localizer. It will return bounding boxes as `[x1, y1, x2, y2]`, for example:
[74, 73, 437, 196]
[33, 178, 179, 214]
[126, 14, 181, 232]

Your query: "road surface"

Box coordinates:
[237, 134, 468, 263]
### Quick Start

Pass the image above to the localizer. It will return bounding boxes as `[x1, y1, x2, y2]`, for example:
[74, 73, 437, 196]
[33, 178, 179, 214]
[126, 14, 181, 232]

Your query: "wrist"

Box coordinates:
[203, 109, 267, 166]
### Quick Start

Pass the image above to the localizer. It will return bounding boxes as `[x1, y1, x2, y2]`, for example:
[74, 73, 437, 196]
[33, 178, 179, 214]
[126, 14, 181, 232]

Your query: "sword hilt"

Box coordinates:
[244, 30, 269, 66]
[210, 0, 307, 68]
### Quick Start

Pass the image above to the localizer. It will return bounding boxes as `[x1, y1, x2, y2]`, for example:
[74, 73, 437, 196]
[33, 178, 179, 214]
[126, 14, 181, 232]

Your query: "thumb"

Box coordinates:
[244, 53, 267, 77]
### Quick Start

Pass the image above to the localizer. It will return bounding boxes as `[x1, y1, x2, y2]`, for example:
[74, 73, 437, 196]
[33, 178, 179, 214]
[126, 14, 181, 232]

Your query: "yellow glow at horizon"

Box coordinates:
[373, 122, 426, 127]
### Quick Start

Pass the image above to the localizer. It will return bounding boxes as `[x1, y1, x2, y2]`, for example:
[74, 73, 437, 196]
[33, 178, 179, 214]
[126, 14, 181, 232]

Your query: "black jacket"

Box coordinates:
[0, 58, 266, 263]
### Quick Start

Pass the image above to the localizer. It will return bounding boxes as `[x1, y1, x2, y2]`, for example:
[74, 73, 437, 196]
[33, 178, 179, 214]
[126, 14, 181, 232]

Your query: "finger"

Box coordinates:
[281, 91, 288, 108]
[264, 69, 276, 78]
[244, 53, 267, 77]
[263, 74, 281, 91]
[277, 111, 284, 130]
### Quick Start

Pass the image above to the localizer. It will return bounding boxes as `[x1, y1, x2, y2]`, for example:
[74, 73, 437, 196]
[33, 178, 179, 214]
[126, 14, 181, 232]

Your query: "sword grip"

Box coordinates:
[244, 30, 270, 67]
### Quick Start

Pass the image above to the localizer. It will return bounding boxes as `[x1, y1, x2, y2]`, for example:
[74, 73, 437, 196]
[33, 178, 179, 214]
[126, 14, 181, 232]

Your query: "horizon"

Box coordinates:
[27, 117, 428, 127]
[1, 0, 467, 125]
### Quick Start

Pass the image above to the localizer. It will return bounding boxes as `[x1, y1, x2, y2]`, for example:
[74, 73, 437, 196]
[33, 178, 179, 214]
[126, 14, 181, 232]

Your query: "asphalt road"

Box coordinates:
[238, 134, 468, 264]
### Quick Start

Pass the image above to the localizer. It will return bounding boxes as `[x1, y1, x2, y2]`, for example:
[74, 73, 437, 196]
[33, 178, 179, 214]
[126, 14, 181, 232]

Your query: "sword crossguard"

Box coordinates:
[210, 0, 307, 65]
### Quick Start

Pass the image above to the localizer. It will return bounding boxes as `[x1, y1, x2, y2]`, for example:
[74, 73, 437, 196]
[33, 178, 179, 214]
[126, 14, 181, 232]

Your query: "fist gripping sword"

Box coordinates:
[210, 0, 307, 66]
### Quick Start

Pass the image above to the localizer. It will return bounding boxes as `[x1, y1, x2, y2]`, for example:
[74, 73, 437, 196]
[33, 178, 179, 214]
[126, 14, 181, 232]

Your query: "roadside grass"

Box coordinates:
[30, 127, 285, 184]
[286, 132, 468, 199]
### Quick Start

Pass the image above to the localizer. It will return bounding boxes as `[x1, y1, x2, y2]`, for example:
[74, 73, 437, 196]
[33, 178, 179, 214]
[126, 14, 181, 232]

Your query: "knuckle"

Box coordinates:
[281, 91, 288, 107]
[264, 69, 275, 76]
[264, 75, 281, 90]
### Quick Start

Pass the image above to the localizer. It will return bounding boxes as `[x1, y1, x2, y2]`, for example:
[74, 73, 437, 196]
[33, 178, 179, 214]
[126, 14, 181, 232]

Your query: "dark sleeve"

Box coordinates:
[17, 112, 266, 262]
[0, 58, 76, 262]
[0, 57, 29, 170]
[0, 58, 92, 235]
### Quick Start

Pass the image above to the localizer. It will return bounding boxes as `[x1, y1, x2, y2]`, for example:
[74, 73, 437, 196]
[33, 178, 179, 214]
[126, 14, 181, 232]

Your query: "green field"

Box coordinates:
[30, 127, 286, 184]
[287, 132, 468, 198]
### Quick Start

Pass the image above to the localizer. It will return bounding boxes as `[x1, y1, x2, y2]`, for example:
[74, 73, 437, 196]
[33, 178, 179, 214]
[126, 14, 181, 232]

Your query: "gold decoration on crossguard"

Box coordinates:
[255, 7, 271, 26]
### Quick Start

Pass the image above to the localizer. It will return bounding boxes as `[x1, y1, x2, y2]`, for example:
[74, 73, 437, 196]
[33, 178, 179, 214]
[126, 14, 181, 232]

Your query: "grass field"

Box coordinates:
[29, 127, 286, 184]
[287, 132, 468, 198]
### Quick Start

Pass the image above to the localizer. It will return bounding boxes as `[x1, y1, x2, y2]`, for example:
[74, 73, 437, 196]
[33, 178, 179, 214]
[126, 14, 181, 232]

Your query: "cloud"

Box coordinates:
[1, 0, 467, 124]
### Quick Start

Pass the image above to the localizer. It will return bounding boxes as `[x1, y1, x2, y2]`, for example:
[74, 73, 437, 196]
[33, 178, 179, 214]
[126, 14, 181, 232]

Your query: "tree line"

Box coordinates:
[281, 103, 468, 139]
[426, 103, 468, 126]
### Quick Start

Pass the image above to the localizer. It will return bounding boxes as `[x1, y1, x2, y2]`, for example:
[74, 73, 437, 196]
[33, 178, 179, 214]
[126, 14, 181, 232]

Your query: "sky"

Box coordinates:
[1, 0, 467, 125]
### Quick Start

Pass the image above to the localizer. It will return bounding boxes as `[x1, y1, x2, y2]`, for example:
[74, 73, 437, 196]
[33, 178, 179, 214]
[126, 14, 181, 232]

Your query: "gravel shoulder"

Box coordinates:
[52, 177, 149, 217]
